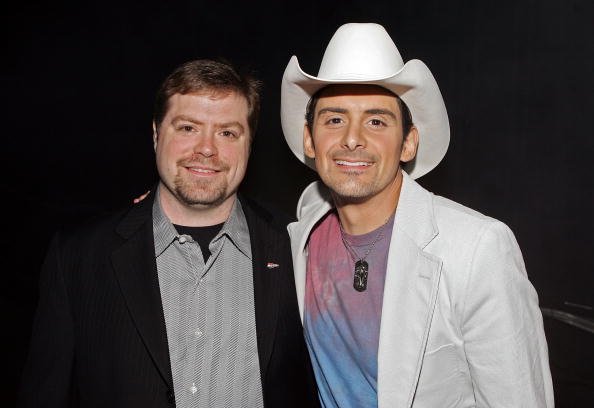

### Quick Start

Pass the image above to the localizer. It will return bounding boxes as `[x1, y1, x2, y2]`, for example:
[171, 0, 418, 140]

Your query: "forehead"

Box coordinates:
[165, 91, 249, 118]
[315, 84, 399, 110]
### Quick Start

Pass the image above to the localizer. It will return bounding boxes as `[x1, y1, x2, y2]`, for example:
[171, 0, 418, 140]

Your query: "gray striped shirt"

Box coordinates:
[153, 190, 264, 408]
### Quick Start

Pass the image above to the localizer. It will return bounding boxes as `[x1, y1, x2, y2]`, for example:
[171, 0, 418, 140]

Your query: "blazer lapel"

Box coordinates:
[241, 198, 281, 381]
[288, 181, 334, 321]
[110, 194, 173, 390]
[377, 230, 442, 408]
[377, 173, 442, 408]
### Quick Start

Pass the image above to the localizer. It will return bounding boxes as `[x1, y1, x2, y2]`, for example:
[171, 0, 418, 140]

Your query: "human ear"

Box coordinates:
[303, 124, 316, 159]
[152, 122, 158, 151]
[400, 126, 419, 163]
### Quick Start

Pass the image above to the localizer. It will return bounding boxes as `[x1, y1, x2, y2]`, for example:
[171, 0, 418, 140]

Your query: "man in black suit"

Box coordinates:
[19, 59, 318, 408]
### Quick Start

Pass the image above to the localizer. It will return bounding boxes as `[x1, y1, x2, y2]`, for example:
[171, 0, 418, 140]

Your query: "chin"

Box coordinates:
[176, 183, 228, 207]
[327, 181, 377, 201]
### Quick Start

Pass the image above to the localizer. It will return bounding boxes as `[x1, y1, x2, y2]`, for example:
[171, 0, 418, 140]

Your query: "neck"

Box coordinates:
[157, 182, 235, 227]
[333, 170, 403, 235]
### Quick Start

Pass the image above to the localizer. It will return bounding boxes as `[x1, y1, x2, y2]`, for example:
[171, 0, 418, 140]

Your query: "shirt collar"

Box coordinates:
[152, 187, 179, 257]
[152, 186, 251, 259]
[214, 199, 252, 259]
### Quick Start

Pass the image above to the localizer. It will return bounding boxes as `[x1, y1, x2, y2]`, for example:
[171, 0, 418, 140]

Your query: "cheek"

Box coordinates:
[222, 143, 250, 171]
[156, 138, 186, 168]
[310, 138, 333, 162]
[164, 137, 196, 159]
[316, 144, 340, 173]
[375, 136, 401, 155]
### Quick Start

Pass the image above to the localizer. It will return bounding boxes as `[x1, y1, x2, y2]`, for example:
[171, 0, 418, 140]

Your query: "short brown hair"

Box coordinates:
[154, 59, 262, 139]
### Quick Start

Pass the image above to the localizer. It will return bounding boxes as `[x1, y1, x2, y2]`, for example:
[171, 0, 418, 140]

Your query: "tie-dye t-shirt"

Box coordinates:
[305, 210, 394, 407]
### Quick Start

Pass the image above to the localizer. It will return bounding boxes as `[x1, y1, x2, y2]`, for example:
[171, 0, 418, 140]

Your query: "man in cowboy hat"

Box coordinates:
[281, 23, 554, 407]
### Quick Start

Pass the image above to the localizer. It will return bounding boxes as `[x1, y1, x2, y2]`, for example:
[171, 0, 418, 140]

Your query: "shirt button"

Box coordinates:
[194, 329, 203, 338]
[179, 236, 187, 244]
[190, 382, 198, 394]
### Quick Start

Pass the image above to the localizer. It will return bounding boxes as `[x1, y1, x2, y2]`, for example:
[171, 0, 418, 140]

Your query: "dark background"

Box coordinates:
[3, 0, 593, 406]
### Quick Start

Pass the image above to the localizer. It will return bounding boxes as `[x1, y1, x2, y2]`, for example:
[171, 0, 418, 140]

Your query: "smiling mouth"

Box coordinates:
[335, 160, 373, 167]
[186, 166, 218, 175]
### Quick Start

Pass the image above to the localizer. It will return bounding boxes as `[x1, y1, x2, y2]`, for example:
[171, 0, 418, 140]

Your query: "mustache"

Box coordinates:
[178, 156, 229, 171]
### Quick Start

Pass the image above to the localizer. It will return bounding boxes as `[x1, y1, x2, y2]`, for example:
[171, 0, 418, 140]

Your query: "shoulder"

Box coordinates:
[49, 204, 137, 254]
[239, 195, 294, 234]
[428, 194, 527, 291]
[401, 174, 513, 252]
[424, 191, 525, 285]
[433, 194, 492, 225]
[431, 193, 512, 243]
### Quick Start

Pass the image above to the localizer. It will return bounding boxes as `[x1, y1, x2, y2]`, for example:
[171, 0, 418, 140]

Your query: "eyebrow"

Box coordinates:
[171, 115, 202, 125]
[171, 116, 245, 132]
[218, 121, 245, 133]
[365, 108, 397, 119]
[317, 107, 397, 119]
[317, 107, 347, 116]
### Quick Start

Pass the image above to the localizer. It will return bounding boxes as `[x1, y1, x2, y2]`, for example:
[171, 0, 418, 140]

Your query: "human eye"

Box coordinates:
[324, 116, 344, 126]
[219, 130, 237, 138]
[176, 123, 196, 133]
[368, 118, 386, 127]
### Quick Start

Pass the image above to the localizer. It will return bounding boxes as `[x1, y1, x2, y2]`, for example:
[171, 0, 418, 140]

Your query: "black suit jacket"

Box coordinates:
[19, 191, 319, 407]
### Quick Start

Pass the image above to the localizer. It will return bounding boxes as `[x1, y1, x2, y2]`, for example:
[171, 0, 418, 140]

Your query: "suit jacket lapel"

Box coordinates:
[377, 230, 442, 407]
[288, 181, 334, 321]
[110, 192, 173, 390]
[241, 198, 281, 381]
[377, 173, 442, 408]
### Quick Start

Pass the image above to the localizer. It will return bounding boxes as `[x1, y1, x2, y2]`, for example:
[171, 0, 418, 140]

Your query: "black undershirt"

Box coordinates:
[173, 223, 224, 262]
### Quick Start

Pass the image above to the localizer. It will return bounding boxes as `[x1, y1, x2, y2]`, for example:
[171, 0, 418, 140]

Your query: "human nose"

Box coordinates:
[341, 122, 365, 150]
[192, 132, 217, 157]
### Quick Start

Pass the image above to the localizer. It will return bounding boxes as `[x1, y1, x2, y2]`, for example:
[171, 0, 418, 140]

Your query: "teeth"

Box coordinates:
[190, 168, 215, 173]
[335, 160, 371, 166]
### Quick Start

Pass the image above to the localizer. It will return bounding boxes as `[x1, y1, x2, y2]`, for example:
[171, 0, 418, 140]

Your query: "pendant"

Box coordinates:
[353, 260, 369, 292]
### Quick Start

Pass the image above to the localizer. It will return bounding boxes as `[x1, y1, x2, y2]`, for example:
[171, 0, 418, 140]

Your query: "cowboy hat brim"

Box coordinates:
[280, 55, 450, 179]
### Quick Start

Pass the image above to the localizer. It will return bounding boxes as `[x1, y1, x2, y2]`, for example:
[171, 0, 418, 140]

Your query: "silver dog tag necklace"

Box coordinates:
[338, 215, 391, 292]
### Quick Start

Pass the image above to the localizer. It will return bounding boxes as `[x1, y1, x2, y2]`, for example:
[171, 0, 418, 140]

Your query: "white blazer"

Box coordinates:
[288, 172, 554, 408]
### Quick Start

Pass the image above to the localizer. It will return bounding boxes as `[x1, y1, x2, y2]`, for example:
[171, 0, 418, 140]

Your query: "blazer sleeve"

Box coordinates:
[18, 231, 75, 408]
[460, 221, 554, 407]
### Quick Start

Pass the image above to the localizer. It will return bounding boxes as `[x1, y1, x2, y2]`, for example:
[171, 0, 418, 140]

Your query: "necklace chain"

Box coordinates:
[338, 213, 393, 292]
[338, 214, 392, 263]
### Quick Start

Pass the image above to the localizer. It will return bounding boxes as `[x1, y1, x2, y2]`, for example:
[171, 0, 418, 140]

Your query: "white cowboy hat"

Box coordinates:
[280, 23, 450, 179]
